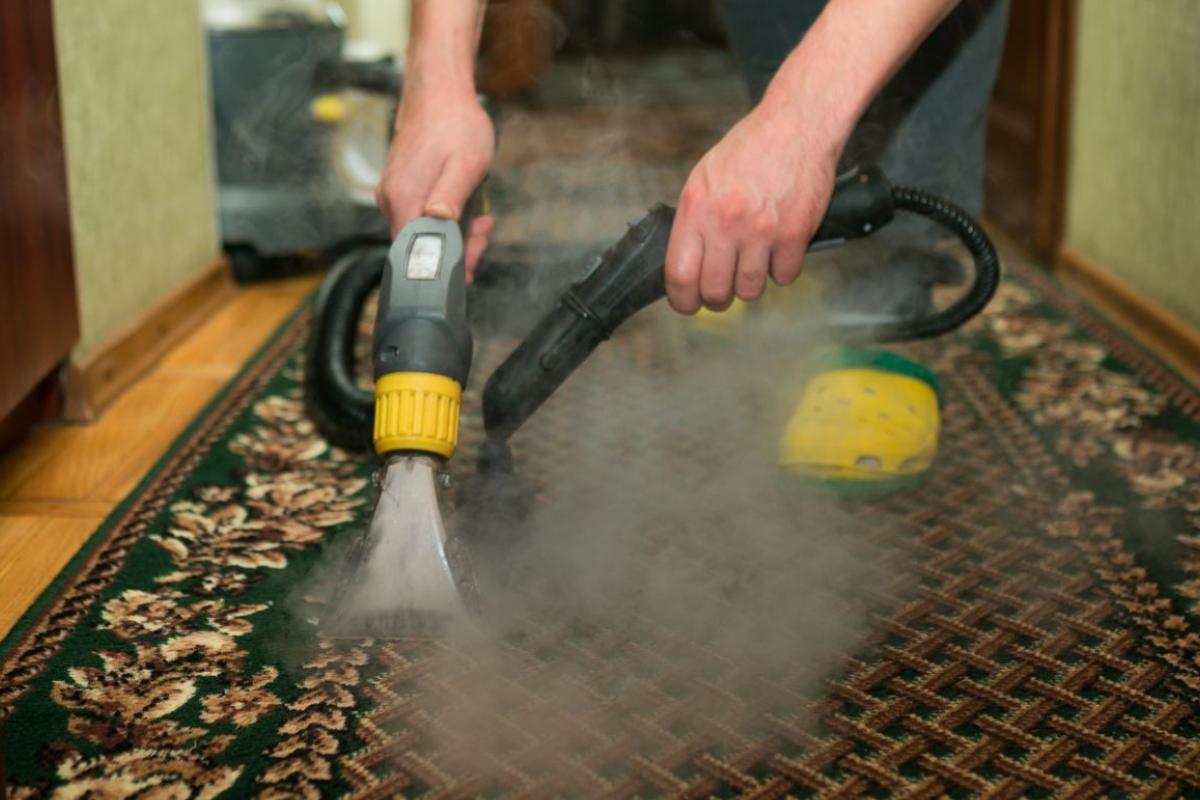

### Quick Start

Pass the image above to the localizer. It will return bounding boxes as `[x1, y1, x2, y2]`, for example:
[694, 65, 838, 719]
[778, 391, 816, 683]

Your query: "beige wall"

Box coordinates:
[1064, 0, 1200, 329]
[343, 0, 410, 58]
[53, 0, 219, 357]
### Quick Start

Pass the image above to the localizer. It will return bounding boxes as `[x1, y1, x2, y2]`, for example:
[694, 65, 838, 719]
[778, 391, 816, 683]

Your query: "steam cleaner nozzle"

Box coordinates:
[324, 216, 477, 640]
[371, 216, 473, 459]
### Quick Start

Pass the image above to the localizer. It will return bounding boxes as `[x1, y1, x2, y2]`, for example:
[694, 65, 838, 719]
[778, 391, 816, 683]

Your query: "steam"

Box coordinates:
[323, 456, 474, 639]
[389, 303, 899, 790]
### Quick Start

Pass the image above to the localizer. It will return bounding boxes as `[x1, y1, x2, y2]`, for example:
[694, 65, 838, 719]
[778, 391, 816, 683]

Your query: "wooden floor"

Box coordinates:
[0, 275, 317, 640]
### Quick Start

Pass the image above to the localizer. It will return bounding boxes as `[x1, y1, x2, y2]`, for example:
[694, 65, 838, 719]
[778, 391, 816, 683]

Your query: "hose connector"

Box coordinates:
[373, 371, 462, 458]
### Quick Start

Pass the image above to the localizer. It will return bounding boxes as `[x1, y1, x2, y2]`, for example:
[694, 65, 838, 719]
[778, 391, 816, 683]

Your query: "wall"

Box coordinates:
[1064, 0, 1200, 328]
[343, 0, 410, 59]
[52, 0, 218, 357]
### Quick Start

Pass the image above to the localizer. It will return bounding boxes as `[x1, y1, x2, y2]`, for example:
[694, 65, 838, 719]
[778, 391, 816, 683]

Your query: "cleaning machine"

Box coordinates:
[204, 0, 401, 282]
[305, 165, 1000, 638]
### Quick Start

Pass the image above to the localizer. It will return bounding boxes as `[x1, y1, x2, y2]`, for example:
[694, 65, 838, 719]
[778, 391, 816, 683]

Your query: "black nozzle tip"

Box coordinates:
[477, 437, 515, 474]
[452, 438, 536, 546]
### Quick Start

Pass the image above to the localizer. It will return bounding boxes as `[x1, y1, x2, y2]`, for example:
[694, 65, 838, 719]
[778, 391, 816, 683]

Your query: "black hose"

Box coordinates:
[846, 185, 1000, 342]
[302, 246, 385, 450]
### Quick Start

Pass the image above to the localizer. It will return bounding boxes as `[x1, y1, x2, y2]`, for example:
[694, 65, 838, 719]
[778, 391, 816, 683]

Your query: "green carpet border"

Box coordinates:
[1037, 265, 1200, 403]
[0, 295, 313, 665]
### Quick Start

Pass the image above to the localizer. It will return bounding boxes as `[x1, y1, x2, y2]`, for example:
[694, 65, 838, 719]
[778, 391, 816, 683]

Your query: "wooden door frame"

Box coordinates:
[1031, 0, 1076, 260]
[984, 0, 1077, 262]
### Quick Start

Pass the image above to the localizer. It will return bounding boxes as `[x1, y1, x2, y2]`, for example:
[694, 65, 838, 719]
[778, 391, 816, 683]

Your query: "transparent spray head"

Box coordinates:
[323, 455, 478, 639]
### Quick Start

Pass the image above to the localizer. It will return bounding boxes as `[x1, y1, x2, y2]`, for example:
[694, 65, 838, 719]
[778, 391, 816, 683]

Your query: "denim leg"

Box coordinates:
[860, 0, 1010, 217]
[717, 0, 1009, 219]
[717, 0, 827, 103]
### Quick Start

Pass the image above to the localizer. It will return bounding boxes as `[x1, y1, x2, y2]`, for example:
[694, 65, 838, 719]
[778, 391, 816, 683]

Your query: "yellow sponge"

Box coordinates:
[779, 349, 940, 485]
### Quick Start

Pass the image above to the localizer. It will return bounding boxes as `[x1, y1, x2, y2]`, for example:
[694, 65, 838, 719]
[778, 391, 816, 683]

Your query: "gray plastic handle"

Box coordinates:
[372, 217, 473, 385]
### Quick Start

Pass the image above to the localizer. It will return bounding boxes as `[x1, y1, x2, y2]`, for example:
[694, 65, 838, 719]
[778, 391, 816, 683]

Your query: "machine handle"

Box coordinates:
[811, 166, 896, 246]
[317, 57, 403, 96]
[559, 166, 895, 341]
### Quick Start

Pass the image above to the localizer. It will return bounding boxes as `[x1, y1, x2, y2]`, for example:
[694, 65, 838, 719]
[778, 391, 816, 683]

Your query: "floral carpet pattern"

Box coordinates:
[1, 348, 376, 798]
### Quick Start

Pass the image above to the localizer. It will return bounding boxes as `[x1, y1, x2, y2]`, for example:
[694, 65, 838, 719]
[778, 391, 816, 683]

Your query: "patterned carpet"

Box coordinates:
[4, 49, 1200, 799]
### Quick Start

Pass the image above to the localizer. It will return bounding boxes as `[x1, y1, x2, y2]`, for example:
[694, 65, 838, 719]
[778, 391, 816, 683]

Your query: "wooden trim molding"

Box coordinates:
[63, 258, 235, 421]
[1055, 245, 1200, 386]
[1033, 0, 1076, 259]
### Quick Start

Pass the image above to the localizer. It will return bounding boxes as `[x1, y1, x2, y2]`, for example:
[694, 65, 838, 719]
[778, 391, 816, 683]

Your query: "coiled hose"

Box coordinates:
[853, 185, 1000, 342]
[304, 247, 384, 450]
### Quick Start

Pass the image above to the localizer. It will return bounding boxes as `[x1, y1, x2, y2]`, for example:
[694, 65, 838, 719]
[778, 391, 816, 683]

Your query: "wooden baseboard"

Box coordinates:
[1054, 245, 1200, 386]
[63, 258, 235, 421]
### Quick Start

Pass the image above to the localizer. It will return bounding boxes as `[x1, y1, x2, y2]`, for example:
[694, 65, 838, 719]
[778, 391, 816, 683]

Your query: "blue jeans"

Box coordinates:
[718, 0, 1009, 220]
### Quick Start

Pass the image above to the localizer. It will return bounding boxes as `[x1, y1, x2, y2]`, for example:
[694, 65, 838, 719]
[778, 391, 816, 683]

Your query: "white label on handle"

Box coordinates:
[407, 234, 444, 280]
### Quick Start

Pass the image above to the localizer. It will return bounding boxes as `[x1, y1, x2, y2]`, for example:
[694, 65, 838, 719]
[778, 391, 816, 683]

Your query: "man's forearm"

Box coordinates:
[404, 0, 486, 103]
[758, 0, 960, 155]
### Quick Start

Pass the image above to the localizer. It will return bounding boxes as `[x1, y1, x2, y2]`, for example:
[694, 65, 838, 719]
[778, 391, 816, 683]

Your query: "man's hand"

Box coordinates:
[664, 105, 840, 314]
[664, 0, 960, 314]
[375, 0, 492, 279]
[376, 94, 495, 279]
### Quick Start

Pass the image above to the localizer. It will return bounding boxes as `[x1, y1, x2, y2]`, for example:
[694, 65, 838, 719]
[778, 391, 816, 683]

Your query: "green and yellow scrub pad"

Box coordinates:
[779, 348, 941, 498]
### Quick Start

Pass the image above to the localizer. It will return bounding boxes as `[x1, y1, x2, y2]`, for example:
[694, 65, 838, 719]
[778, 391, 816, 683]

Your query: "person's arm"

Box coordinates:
[376, 0, 494, 276]
[664, 0, 961, 314]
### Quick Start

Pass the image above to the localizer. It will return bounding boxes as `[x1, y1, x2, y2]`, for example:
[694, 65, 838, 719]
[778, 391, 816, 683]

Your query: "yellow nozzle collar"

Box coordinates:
[373, 372, 462, 458]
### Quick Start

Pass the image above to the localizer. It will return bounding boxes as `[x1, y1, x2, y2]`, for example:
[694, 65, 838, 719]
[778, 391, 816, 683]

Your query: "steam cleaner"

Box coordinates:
[305, 166, 999, 638]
